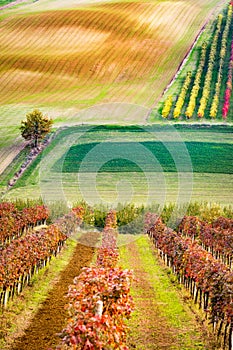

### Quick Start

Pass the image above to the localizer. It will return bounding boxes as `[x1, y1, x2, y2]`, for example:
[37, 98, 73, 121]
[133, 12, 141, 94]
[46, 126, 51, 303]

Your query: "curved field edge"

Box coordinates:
[1, 124, 232, 206]
[0, 0, 17, 7]
[0, 231, 99, 350]
[118, 234, 217, 349]
[0, 0, 225, 158]
[0, 0, 30, 10]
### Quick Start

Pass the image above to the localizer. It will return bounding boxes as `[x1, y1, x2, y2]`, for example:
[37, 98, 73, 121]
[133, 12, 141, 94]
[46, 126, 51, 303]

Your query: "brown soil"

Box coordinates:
[10, 232, 99, 350]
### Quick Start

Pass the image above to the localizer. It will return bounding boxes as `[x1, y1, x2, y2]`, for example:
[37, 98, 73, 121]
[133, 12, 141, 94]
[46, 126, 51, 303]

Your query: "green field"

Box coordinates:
[1, 124, 232, 206]
[0, 0, 14, 5]
[0, 0, 232, 208]
[55, 141, 232, 174]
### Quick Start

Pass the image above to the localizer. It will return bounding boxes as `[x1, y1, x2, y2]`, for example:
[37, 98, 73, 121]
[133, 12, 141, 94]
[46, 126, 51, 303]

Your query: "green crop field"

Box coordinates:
[0, 0, 14, 5]
[54, 141, 233, 174]
[1, 124, 232, 206]
[0, 0, 232, 208]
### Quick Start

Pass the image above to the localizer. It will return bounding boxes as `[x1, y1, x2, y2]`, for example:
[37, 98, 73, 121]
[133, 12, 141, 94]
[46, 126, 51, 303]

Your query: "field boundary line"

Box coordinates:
[0, 0, 30, 11]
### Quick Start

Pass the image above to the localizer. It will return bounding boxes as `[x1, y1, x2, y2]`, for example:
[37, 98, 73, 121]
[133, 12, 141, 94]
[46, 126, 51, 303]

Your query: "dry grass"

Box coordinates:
[0, 0, 220, 111]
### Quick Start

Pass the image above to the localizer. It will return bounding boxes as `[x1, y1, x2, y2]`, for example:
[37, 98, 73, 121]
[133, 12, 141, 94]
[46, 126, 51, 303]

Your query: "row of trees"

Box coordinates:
[222, 34, 233, 118]
[210, 4, 232, 118]
[161, 2, 233, 120]
[197, 14, 223, 118]
[173, 71, 192, 118]
[185, 42, 207, 118]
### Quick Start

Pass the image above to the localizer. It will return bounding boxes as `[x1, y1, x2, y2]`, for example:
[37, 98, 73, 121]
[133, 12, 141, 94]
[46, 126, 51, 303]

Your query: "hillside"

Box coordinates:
[0, 0, 224, 168]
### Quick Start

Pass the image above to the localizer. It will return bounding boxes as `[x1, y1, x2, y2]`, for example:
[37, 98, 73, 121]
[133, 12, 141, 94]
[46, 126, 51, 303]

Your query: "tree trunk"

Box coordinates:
[34, 135, 38, 148]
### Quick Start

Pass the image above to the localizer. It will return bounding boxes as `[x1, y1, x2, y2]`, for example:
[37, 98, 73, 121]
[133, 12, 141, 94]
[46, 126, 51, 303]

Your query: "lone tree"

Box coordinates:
[20, 109, 53, 148]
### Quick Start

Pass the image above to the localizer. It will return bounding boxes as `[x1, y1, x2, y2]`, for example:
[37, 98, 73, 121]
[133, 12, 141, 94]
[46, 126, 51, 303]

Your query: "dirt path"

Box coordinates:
[0, 140, 27, 176]
[10, 232, 98, 350]
[120, 235, 215, 349]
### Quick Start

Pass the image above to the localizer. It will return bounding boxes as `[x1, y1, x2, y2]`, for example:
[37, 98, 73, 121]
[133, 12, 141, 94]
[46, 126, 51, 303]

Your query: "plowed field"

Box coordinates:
[0, 0, 221, 115]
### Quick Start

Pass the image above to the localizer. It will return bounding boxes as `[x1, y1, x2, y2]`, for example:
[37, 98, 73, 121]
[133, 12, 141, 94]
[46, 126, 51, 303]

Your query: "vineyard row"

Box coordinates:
[147, 216, 233, 350]
[0, 212, 78, 308]
[0, 202, 49, 246]
[178, 215, 233, 268]
[61, 210, 134, 350]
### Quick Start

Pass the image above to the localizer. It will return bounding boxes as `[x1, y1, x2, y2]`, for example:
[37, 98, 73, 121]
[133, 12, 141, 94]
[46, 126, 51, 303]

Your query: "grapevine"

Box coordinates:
[0, 224, 67, 308]
[62, 210, 134, 350]
[222, 32, 233, 118]
[162, 95, 173, 118]
[0, 202, 49, 246]
[147, 216, 233, 348]
[178, 216, 233, 267]
[185, 42, 207, 118]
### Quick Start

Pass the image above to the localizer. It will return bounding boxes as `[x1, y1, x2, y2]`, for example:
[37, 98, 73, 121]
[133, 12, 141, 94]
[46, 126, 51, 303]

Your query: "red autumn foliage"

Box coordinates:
[72, 206, 85, 226]
[0, 202, 49, 246]
[0, 224, 67, 291]
[178, 216, 233, 263]
[222, 36, 233, 118]
[148, 216, 233, 326]
[62, 210, 134, 350]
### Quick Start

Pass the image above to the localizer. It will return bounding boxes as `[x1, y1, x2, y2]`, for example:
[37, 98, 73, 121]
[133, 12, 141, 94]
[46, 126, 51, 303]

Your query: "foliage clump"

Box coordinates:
[20, 109, 53, 148]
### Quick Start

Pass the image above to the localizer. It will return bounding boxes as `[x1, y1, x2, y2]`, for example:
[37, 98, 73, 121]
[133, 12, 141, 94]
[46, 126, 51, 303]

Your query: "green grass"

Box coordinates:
[134, 237, 193, 328]
[0, 146, 30, 187]
[54, 141, 233, 174]
[1, 124, 232, 206]
[0, 0, 15, 5]
[3, 172, 233, 207]
[119, 235, 212, 349]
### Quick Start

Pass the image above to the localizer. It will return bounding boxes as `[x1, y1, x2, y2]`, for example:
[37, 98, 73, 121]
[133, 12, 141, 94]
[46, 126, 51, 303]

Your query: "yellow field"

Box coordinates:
[0, 0, 224, 170]
[0, 0, 222, 110]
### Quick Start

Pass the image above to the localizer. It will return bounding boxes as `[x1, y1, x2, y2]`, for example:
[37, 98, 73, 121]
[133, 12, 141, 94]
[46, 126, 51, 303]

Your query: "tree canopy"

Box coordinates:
[20, 109, 53, 148]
